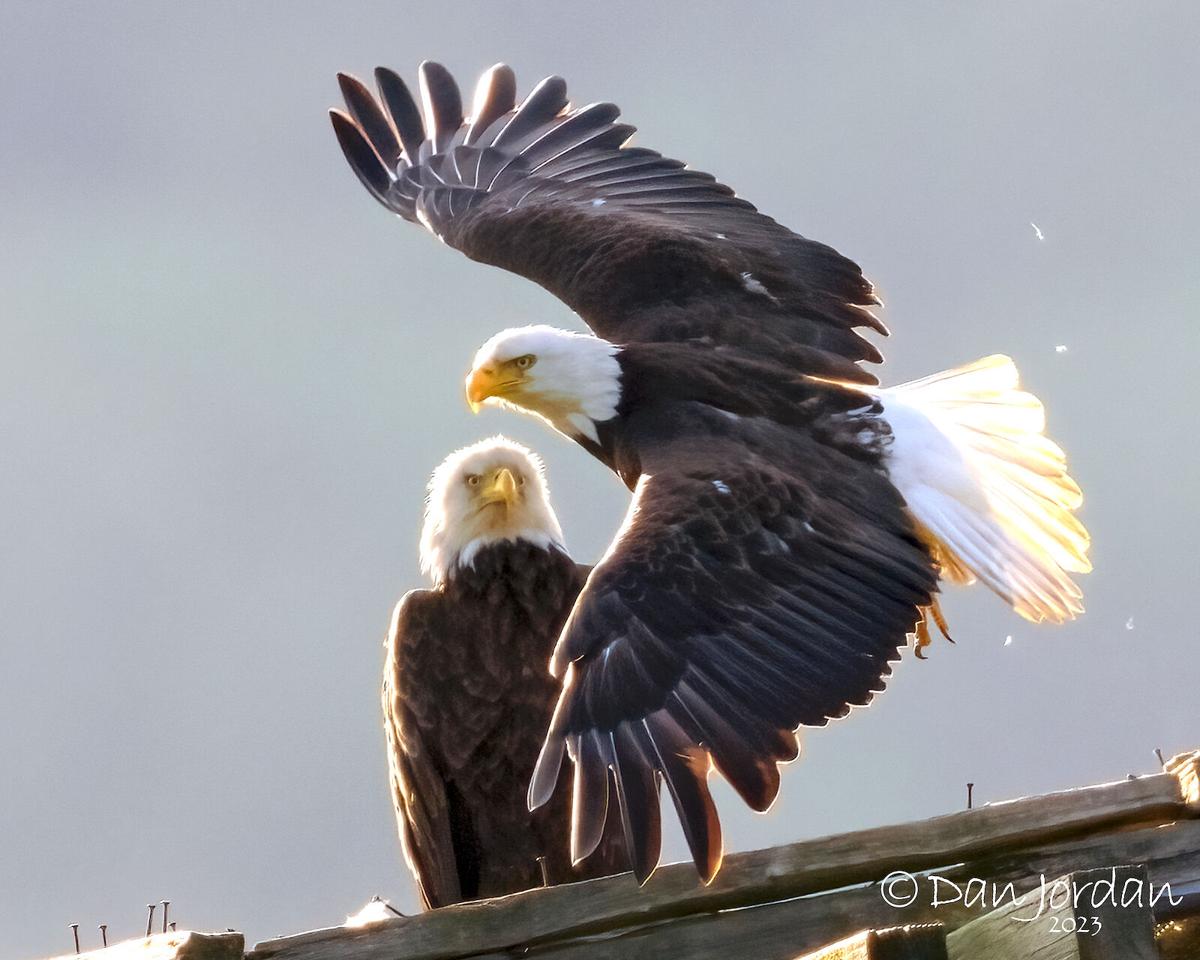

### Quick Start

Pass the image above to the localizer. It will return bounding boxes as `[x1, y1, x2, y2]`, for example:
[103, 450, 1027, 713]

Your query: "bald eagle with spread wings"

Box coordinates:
[332, 62, 1091, 885]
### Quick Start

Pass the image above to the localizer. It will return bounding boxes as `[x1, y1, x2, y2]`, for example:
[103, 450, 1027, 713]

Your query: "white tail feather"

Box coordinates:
[874, 355, 1091, 623]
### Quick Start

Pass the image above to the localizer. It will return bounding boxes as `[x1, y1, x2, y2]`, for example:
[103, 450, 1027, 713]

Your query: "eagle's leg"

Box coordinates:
[913, 597, 954, 660]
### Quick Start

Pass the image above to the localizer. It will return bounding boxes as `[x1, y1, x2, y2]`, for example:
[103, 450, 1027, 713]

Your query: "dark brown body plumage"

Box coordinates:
[384, 540, 626, 908]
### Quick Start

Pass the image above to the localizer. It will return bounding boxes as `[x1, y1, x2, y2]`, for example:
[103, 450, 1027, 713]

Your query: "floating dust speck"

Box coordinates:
[1055, 344, 1068, 354]
[1031, 222, 1045, 241]
[1004, 635, 1013, 647]
[1126, 617, 1135, 631]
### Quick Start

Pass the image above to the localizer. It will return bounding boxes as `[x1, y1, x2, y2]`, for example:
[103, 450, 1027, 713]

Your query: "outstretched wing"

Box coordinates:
[527, 418, 937, 883]
[383, 591, 461, 909]
[330, 62, 884, 382]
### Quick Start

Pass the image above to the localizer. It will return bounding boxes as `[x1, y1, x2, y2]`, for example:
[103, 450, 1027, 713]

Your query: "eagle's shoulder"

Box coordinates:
[387, 587, 442, 655]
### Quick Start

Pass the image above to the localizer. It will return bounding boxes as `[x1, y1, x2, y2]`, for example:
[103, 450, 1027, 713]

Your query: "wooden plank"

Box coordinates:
[172, 933, 244, 960]
[443, 820, 1200, 960]
[1153, 877, 1200, 920]
[1072, 865, 1160, 960]
[946, 865, 1158, 960]
[41, 931, 244, 960]
[471, 888, 966, 960]
[1156, 915, 1200, 960]
[248, 769, 1191, 960]
[1167, 749, 1199, 810]
[1153, 874, 1200, 960]
[794, 925, 947, 960]
[947, 815, 1200, 900]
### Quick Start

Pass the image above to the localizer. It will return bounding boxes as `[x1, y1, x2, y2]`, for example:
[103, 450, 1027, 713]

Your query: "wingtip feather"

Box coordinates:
[418, 60, 464, 151]
[528, 733, 565, 811]
[373, 66, 426, 160]
[329, 109, 393, 203]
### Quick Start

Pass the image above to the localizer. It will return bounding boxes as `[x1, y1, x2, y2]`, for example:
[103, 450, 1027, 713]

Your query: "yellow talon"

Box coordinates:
[914, 597, 953, 660]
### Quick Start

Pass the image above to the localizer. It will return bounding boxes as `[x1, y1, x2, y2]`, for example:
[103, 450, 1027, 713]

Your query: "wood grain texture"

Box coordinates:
[1167, 749, 1200, 810]
[249, 825, 1200, 960]
[1156, 915, 1200, 960]
[41, 931, 244, 960]
[456, 821, 1200, 960]
[253, 821, 1198, 960]
[249, 771, 1189, 960]
[795, 925, 947, 960]
[946, 865, 1157, 960]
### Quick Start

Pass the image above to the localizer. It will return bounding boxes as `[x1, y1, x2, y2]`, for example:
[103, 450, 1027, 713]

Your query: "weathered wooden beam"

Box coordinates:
[1153, 877, 1200, 920]
[793, 924, 947, 960]
[42, 931, 244, 960]
[460, 820, 1200, 960]
[248, 768, 1193, 960]
[463, 890, 966, 960]
[1156, 915, 1200, 960]
[944, 813, 1200, 901]
[946, 864, 1158, 959]
[1167, 749, 1199, 810]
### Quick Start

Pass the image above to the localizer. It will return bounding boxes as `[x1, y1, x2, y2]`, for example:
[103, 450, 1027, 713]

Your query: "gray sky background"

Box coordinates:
[2, 2, 1197, 956]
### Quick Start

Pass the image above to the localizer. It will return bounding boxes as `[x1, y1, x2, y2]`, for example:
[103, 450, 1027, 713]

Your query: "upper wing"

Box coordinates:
[331, 62, 884, 381]
[527, 423, 937, 883]
[383, 591, 462, 909]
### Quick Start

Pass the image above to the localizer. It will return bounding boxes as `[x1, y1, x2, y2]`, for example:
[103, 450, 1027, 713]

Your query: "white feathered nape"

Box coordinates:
[876, 355, 1091, 623]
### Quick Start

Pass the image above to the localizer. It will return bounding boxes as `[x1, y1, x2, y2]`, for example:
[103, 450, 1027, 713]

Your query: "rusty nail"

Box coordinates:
[967, 782, 975, 809]
[161, 901, 170, 934]
[1155, 747, 1166, 768]
[99, 924, 108, 948]
[370, 896, 403, 918]
[70, 924, 80, 954]
[536, 855, 550, 887]
[146, 904, 156, 938]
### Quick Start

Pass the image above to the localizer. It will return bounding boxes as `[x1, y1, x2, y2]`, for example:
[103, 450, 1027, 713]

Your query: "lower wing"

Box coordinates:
[528, 421, 936, 883]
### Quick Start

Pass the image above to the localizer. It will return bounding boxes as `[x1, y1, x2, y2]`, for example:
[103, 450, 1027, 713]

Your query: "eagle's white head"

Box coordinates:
[420, 435, 565, 585]
[465, 325, 622, 442]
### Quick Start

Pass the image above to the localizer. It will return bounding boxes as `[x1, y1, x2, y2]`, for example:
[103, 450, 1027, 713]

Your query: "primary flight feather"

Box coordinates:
[332, 62, 1091, 885]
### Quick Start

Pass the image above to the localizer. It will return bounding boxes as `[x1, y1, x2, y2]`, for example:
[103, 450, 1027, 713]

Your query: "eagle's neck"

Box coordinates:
[426, 529, 565, 587]
[441, 537, 571, 591]
[537, 342, 623, 445]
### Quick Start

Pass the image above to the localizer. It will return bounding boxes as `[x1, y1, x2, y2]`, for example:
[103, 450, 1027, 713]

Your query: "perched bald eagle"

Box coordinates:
[384, 437, 625, 907]
[333, 63, 1091, 884]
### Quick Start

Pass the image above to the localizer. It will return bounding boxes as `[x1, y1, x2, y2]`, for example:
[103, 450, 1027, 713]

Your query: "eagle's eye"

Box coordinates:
[514, 354, 536, 370]
[516, 475, 526, 486]
[465, 474, 481, 487]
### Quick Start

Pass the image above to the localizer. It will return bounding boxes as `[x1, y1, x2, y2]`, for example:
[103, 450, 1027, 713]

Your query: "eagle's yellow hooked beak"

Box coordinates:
[481, 467, 519, 506]
[466, 367, 502, 413]
[467, 365, 528, 413]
